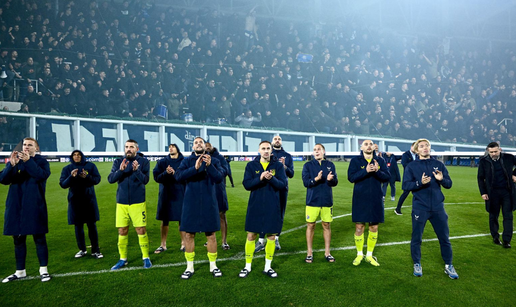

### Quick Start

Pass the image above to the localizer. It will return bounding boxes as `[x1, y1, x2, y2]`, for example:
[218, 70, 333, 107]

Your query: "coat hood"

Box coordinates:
[70, 150, 86, 165]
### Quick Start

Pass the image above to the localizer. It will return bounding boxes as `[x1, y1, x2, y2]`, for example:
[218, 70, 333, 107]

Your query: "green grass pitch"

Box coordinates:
[0, 161, 515, 306]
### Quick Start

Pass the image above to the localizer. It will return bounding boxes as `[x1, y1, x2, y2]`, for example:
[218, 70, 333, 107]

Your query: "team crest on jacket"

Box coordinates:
[433, 167, 439, 172]
[255, 170, 260, 174]
[361, 166, 365, 169]
[271, 169, 276, 176]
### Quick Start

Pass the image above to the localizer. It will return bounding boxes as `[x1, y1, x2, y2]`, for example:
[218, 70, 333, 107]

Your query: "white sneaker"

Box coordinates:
[2, 274, 25, 283]
[391, 196, 395, 201]
[445, 264, 459, 279]
[40, 273, 51, 282]
[211, 268, 222, 277]
[92, 252, 104, 259]
[75, 250, 87, 258]
[413, 263, 422, 277]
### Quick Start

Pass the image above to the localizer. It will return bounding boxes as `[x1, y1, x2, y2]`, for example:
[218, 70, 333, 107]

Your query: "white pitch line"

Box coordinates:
[15, 230, 510, 282]
[281, 202, 483, 235]
[11, 201, 487, 282]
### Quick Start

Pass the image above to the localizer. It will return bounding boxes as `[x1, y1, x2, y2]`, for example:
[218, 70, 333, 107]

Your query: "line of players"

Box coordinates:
[2, 136, 514, 282]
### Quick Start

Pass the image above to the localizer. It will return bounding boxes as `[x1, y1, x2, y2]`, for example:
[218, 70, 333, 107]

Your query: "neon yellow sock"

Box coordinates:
[208, 252, 218, 271]
[265, 238, 275, 261]
[354, 233, 364, 254]
[245, 240, 255, 264]
[118, 235, 128, 259]
[185, 252, 195, 262]
[367, 231, 378, 254]
[138, 233, 150, 259]
[185, 252, 195, 272]
[207, 252, 217, 262]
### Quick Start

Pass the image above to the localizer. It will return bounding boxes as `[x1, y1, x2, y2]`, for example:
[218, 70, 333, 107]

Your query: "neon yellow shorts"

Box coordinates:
[306, 206, 333, 223]
[116, 202, 147, 228]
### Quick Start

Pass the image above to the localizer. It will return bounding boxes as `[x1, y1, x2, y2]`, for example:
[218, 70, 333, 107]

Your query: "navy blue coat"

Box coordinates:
[384, 154, 401, 182]
[209, 148, 229, 212]
[302, 159, 338, 207]
[402, 157, 452, 212]
[59, 150, 101, 225]
[176, 153, 223, 233]
[0, 155, 50, 235]
[401, 150, 416, 168]
[153, 154, 185, 221]
[272, 148, 295, 179]
[107, 155, 150, 205]
[243, 156, 287, 234]
[348, 151, 390, 223]
[272, 147, 294, 213]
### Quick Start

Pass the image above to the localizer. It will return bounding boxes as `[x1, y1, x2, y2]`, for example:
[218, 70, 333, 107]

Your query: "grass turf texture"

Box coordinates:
[0, 161, 515, 307]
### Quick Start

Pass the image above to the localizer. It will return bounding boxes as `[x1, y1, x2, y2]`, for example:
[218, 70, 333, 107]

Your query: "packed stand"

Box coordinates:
[0, 0, 515, 146]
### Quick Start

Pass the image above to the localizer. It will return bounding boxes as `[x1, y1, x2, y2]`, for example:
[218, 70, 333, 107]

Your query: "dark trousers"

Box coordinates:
[396, 190, 411, 211]
[489, 188, 513, 243]
[260, 190, 288, 239]
[225, 174, 234, 186]
[75, 222, 100, 253]
[13, 234, 48, 270]
[411, 209, 453, 265]
[382, 180, 396, 197]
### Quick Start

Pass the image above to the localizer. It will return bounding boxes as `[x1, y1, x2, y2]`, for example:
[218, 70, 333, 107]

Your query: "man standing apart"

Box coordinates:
[206, 142, 231, 250]
[395, 142, 417, 215]
[59, 150, 103, 259]
[256, 135, 294, 252]
[153, 144, 185, 253]
[108, 139, 152, 270]
[403, 139, 458, 279]
[225, 155, 235, 187]
[348, 139, 390, 267]
[240, 141, 287, 278]
[1, 138, 51, 282]
[381, 152, 401, 202]
[175, 137, 224, 279]
[302, 144, 338, 263]
[477, 142, 516, 248]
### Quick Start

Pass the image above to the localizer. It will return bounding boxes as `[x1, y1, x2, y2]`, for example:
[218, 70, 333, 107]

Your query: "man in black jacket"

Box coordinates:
[477, 142, 516, 248]
[395, 142, 416, 215]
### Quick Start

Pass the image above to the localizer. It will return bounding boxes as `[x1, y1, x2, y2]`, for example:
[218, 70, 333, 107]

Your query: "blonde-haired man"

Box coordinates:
[402, 139, 458, 279]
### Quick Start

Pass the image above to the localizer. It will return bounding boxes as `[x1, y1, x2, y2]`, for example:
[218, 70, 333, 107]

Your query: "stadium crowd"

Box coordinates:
[1, 0, 516, 146]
